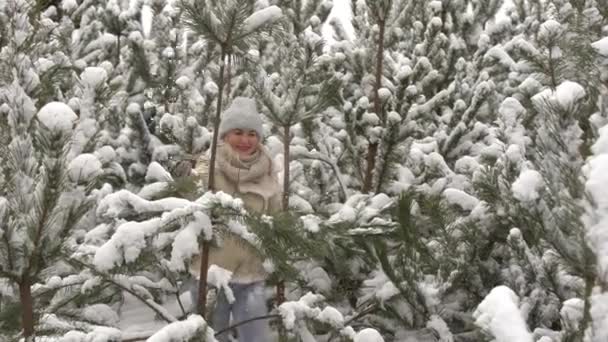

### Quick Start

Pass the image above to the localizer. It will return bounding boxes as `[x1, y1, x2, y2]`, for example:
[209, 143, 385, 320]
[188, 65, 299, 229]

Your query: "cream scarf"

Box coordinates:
[216, 142, 274, 188]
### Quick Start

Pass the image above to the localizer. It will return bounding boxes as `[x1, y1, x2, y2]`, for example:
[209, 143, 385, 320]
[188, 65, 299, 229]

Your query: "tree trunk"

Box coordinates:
[197, 242, 210, 317]
[362, 142, 378, 193]
[208, 50, 227, 191]
[362, 18, 386, 193]
[116, 35, 121, 66]
[374, 19, 387, 125]
[198, 49, 227, 317]
[226, 56, 233, 100]
[579, 273, 594, 338]
[275, 124, 291, 305]
[281, 125, 290, 211]
[578, 245, 596, 339]
[19, 276, 35, 341]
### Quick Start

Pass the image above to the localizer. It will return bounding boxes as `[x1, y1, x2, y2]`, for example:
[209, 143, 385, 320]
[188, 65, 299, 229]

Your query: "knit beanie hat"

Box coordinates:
[218, 97, 264, 139]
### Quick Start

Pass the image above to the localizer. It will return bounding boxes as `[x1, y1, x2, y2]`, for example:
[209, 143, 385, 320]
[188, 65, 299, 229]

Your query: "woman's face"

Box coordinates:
[224, 129, 259, 157]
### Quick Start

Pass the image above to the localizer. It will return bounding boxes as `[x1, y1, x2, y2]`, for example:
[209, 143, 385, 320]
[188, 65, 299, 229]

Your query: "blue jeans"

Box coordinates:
[212, 282, 270, 342]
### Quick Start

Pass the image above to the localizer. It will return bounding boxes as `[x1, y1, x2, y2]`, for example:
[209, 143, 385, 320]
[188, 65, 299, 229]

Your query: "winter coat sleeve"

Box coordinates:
[268, 191, 283, 214]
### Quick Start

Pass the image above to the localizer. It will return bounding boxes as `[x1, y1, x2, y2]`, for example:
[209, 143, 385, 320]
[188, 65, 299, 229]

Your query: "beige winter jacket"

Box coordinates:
[190, 143, 282, 283]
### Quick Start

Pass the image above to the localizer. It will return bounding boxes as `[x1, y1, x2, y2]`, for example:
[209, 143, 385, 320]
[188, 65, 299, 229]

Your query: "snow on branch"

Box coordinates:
[112, 274, 174, 293]
[290, 145, 350, 200]
[512, 169, 544, 202]
[58, 326, 122, 342]
[94, 200, 206, 271]
[358, 270, 400, 306]
[94, 218, 164, 270]
[242, 6, 282, 35]
[473, 286, 533, 342]
[484, 45, 516, 69]
[279, 292, 383, 341]
[442, 188, 480, 211]
[406, 86, 452, 120]
[147, 315, 217, 342]
[592, 37, 608, 57]
[96, 190, 193, 219]
[36, 102, 78, 134]
[531, 81, 586, 111]
[326, 193, 393, 228]
[279, 292, 325, 330]
[169, 211, 212, 271]
[94, 190, 247, 271]
[132, 285, 179, 323]
[354, 328, 385, 342]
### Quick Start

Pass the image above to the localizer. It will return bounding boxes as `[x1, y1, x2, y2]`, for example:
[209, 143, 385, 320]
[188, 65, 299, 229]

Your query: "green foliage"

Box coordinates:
[0, 0, 604, 339]
[470, 79, 597, 334]
[373, 118, 406, 193]
[179, 0, 284, 53]
[0, 110, 9, 154]
[315, 189, 506, 337]
[367, 0, 393, 22]
[253, 38, 342, 127]
[34, 65, 77, 105]
[277, 0, 332, 34]
[0, 119, 103, 338]
[126, 39, 153, 92]
[246, 212, 328, 283]
[166, 173, 200, 200]
[0, 297, 21, 334]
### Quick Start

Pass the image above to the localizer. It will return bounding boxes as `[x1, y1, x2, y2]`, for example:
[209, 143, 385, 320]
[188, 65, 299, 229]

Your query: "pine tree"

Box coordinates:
[252, 22, 341, 212]
[246, 0, 341, 311]
[320, 0, 507, 195]
[101, 0, 143, 65]
[467, 2, 607, 340]
[0, 57, 100, 342]
[179, 0, 284, 316]
[305, 1, 608, 340]
[0, 2, 166, 338]
[324, 0, 395, 193]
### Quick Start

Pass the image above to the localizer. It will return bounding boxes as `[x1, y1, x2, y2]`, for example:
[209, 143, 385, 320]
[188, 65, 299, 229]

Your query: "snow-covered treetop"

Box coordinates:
[37, 102, 78, 134]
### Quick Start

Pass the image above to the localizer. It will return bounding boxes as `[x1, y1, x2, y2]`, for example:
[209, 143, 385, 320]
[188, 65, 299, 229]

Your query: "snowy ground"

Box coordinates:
[118, 292, 192, 337]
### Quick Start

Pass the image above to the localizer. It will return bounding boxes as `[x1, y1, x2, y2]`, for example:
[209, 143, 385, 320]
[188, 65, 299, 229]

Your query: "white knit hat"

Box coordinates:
[218, 97, 264, 139]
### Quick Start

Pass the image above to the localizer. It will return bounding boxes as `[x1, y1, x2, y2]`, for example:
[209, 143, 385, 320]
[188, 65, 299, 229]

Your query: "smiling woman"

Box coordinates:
[224, 129, 260, 157]
[190, 97, 282, 342]
[217, 97, 265, 143]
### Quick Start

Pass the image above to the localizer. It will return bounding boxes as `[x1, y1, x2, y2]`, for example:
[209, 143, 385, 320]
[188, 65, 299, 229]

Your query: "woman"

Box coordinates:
[190, 97, 281, 342]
